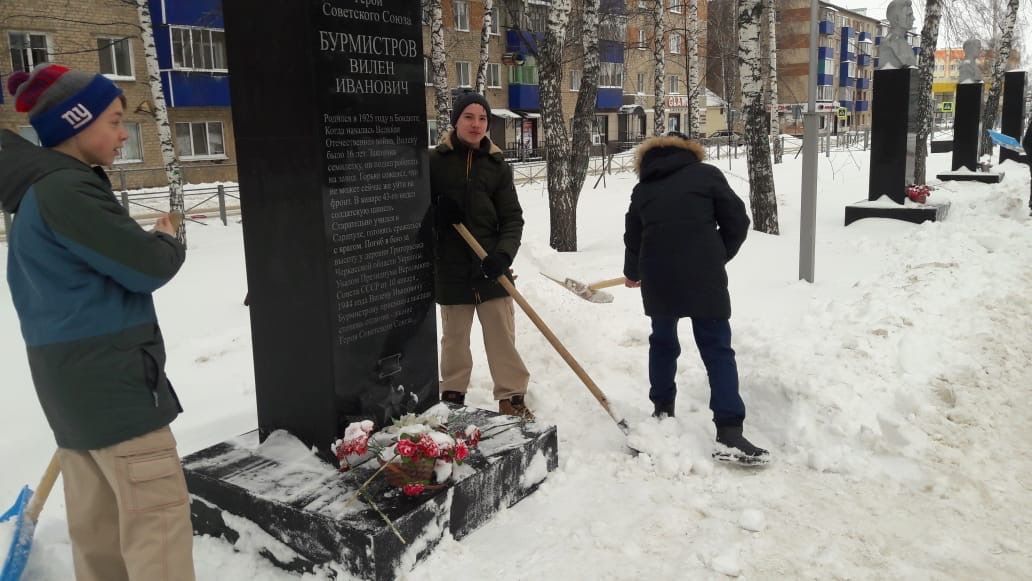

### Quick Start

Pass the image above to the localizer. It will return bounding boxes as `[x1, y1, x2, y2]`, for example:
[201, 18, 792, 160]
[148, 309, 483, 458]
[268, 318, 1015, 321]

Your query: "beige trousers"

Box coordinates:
[440, 297, 530, 400]
[58, 425, 195, 581]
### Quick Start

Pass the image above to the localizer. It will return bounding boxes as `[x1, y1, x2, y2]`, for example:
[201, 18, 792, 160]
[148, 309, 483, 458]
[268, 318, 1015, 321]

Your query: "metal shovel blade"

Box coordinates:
[541, 274, 615, 303]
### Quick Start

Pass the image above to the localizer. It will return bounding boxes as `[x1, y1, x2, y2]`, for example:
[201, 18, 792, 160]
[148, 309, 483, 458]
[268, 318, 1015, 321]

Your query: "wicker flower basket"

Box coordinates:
[380, 456, 436, 488]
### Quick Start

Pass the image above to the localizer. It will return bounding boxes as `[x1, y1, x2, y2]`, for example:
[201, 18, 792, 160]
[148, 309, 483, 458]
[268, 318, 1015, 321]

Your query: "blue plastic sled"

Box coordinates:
[988, 130, 1025, 154]
[0, 486, 36, 581]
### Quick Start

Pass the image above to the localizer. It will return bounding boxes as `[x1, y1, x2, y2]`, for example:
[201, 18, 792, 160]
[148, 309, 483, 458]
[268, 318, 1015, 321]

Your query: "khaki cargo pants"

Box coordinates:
[58, 425, 195, 581]
[440, 297, 531, 400]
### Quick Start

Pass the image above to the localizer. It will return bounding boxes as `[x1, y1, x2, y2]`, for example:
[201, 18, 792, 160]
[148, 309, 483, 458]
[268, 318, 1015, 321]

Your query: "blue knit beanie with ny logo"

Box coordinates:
[6, 63, 123, 147]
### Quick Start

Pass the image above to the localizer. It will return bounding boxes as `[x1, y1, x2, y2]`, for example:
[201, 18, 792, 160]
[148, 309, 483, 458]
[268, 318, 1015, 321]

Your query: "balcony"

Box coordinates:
[597, 88, 623, 110]
[600, 40, 624, 64]
[858, 32, 872, 43]
[506, 30, 544, 54]
[856, 77, 870, 90]
[855, 101, 870, 112]
[857, 54, 872, 67]
[508, 84, 540, 111]
[817, 46, 834, 60]
[818, 73, 834, 86]
[819, 20, 835, 35]
[162, 71, 230, 107]
[841, 26, 854, 39]
[875, 36, 882, 46]
[839, 74, 854, 87]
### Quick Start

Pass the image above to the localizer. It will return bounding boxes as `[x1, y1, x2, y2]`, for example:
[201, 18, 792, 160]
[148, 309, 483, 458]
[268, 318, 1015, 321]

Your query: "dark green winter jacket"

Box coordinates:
[0, 131, 185, 450]
[430, 132, 524, 305]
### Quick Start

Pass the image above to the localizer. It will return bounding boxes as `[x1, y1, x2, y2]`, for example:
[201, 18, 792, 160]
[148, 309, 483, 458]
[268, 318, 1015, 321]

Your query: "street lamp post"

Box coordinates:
[799, 0, 820, 282]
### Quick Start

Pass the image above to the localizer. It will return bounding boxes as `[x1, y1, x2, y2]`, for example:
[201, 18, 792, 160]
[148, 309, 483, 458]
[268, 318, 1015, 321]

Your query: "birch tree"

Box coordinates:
[913, 0, 941, 185]
[651, 0, 666, 135]
[977, 0, 1020, 157]
[475, 0, 494, 93]
[132, 0, 185, 244]
[738, 0, 779, 234]
[428, 0, 451, 139]
[687, 0, 702, 137]
[538, 0, 601, 251]
[767, 0, 781, 163]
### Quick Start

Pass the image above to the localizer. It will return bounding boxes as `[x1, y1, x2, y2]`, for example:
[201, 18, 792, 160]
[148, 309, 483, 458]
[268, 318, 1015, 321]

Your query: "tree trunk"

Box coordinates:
[134, 0, 185, 245]
[538, 0, 600, 252]
[475, 0, 493, 93]
[767, 0, 782, 163]
[978, 0, 1019, 158]
[687, 0, 702, 137]
[430, 0, 451, 139]
[652, 0, 666, 135]
[738, 0, 779, 234]
[913, 0, 941, 185]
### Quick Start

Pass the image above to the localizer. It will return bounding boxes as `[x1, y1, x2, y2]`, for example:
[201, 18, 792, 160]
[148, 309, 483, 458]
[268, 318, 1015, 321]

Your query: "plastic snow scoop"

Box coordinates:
[1, 453, 61, 581]
[988, 130, 1025, 154]
[452, 223, 633, 438]
[540, 273, 625, 304]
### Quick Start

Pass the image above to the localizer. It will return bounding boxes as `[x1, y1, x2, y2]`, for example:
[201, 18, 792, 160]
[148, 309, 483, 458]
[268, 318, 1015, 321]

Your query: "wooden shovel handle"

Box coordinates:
[452, 223, 624, 425]
[26, 452, 61, 523]
[588, 277, 626, 291]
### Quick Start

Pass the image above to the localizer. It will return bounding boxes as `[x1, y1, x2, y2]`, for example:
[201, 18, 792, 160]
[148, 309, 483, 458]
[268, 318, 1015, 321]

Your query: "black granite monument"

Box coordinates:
[950, 83, 982, 171]
[846, 68, 949, 225]
[937, 82, 1004, 183]
[225, 0, 438, 450]
[183, 1, 559, 578]
[999, 71, 1027, 164]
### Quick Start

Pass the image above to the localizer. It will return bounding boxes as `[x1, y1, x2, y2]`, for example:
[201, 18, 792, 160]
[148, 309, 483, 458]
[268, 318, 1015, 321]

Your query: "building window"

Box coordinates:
[599, 62, 623, 88]
[171, 27, 227, 72]
[456, 61, 471, 87]
[670, 33, 682, 55]
[819, 58, 834, 75]
[175, 121, 226, 159]
[570, 69, 582, 91]
[97, 37, 133, 79]
[670, 0, 683, 13]
[489, 6, 500, 35]
[509, 60, 539, 85]
[454, 0, 470, 31]
[424, 56, 433, 85]
[8, 32, 50, 73]
[638, 29, 646, 49]
[817, 85, 834, 101]
[637, 72, 645, 94]
[668, 75, 680, 94]
[17, 126, 40, 146]
[428, 119, 439, 146]
[114, 123, 143, 164]
[668, 114, 680, 132]
[487, 63, 502, 88]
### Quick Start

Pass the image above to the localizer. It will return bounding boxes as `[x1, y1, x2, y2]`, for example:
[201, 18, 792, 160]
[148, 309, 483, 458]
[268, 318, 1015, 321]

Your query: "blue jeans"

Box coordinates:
[649, 317, 746, 426]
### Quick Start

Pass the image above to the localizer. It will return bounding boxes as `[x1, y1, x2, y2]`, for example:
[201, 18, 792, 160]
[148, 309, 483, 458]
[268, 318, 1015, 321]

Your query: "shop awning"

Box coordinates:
[492, 108, 522, 119]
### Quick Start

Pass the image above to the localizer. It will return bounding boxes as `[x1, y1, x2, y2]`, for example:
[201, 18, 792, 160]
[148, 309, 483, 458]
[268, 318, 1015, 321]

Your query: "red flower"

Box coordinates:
[463, 426, 482, 447]
[401, 483, 425, 496]
[418, 433, 440, 458]
[396, 438, 418, 458]
[454, 441, 469, 462]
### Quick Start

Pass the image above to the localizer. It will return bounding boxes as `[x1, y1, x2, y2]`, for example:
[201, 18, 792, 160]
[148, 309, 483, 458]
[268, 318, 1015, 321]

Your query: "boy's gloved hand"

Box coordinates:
[481, 252, 511, 279]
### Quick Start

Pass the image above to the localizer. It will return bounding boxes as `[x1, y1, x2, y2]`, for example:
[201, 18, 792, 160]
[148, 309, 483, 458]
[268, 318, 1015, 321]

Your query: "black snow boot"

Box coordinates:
[651, 401, 675, 419]
[714, 426, 770, 465]
[441, 391, 466, 405]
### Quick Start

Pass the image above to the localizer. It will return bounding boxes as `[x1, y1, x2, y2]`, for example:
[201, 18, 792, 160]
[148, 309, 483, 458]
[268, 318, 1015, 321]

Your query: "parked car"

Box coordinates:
[708, 130, 742, 142]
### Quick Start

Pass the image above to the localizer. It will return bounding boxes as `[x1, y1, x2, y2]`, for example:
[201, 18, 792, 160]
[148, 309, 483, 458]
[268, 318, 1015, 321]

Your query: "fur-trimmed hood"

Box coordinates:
[633, 135, 706, 178]
[436, 130, 504, 158]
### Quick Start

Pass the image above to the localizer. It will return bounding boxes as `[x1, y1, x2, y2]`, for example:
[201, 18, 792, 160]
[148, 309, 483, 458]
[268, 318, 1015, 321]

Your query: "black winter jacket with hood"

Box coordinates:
[623, 135, 750, 318]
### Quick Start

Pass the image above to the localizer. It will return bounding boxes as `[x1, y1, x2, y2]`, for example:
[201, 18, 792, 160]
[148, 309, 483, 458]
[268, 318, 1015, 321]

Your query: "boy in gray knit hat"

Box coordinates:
[1, 63, 194, 581]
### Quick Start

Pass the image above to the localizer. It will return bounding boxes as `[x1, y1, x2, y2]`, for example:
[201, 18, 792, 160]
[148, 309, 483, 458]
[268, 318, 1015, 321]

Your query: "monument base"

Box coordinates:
[184, 405, 558, 581]
[936, 171, 1005, 184]
[930, 140, 953, 153]
[845, 199, 951, 226]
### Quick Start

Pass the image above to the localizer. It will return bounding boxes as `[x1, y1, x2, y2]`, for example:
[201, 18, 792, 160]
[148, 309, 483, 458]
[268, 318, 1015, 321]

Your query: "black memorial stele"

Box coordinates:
[999, 71, 1026, 165]
[846, 68, 949, 225]
[184, 1, 559, 576]
[937, 82, 1004, 184]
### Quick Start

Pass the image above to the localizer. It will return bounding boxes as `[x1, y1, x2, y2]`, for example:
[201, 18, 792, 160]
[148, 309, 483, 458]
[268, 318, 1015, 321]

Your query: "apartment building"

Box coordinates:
[0, 0, 236, 189]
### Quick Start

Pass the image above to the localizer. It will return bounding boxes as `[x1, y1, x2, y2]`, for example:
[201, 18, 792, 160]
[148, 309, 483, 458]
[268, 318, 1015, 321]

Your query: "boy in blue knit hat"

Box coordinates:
[0, 64, 194, 581]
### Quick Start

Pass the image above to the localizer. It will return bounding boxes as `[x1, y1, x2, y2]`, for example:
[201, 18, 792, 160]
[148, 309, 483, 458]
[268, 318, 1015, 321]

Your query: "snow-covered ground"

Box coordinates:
[2, 146, 1031, 579]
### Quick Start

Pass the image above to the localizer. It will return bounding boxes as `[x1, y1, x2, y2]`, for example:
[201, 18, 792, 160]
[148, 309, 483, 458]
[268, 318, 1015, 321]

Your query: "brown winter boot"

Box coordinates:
[498, 395, 535, 421]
